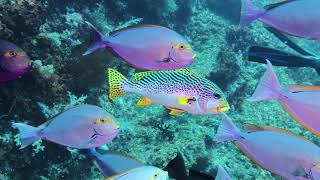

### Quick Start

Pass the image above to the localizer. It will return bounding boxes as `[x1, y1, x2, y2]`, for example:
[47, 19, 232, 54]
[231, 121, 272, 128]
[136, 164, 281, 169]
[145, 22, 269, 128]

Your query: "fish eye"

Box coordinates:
[180, 45, 184, 49]
[213, 93, 221, 99]
[4, 51, 17, 57]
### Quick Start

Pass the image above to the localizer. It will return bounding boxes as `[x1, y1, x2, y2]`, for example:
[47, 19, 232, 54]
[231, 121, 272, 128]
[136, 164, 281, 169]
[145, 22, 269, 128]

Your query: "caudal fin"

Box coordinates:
[83, 21, 108, 56]
[247, 60, 282, 102]
[108, 68, 130, 100]
[240, 0, 265, 27]
[12, 123, 41, 149]
[215, 114, 242, 142]
[248, 46, 316, 68]
[216, 165, 232, 180]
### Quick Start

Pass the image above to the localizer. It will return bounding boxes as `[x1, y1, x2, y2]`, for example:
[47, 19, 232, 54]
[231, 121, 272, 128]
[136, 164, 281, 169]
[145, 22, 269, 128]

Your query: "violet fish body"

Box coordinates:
[248, 60, 320, 137]
[84, 22, 196, 70]
[87, 148, 144, 177]
[241, 0, 320, 39]
[0, 39, 30, 82]
[216, 115, 320, 179]
[238, 131, 320, 179]
[13, 105, 120, 149]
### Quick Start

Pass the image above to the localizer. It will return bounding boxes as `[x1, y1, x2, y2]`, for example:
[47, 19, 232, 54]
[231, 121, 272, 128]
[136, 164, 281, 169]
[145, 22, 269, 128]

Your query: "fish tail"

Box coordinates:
[240, 0, 265, 28]
[108, 68, 130, 100]
[83, 21, 108, 56]
[215, 114, 243, 142]
[12, 123, 41, 149]
[248, 46, 316, 68]
[247, 60, 282, 102]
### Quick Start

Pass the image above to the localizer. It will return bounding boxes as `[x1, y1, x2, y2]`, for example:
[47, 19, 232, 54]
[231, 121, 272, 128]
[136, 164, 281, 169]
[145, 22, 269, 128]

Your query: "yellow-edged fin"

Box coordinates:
[134, 71, 155, 81]
[235, 142, 278, 176]
[280, 102, 320, 138]
[169, 109, 185, 116]
[178, 97, 190, 106]
[105, 167, 141, 180]
[245, 123, 313, 143]
[136, 97, 153, 106]
[288, 85, 320, 92]
[134, 69, 196, 81]
[96, 149, 145, 165]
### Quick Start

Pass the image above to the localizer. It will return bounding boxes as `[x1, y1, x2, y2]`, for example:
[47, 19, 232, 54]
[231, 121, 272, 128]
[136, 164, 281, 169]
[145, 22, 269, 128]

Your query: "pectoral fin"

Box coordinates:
[169, 109, 184, 116]
[136, 97, 153, 106]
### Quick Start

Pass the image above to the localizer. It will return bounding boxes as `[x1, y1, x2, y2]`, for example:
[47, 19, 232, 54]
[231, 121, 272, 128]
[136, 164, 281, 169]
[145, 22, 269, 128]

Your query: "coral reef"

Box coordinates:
[1, 0, 320, 179]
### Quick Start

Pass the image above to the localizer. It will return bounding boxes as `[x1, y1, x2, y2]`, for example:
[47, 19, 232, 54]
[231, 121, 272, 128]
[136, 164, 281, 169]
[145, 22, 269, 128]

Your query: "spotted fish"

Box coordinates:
[108, 68, 229, 115]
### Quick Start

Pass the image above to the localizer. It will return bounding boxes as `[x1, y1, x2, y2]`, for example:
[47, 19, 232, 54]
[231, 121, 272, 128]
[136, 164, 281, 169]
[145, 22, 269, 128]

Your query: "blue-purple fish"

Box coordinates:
[83, 22, 196, 70]
[13, 105, 120, 149]
[216, 115, 320, 179]
[0, 39, 30, 82]
[88, 149, 217, 180]
[241, 0, 320, 39]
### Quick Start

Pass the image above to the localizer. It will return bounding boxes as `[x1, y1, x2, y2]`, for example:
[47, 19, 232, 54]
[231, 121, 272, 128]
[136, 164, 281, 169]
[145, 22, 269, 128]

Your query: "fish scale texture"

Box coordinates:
[1, 0, 320, 180]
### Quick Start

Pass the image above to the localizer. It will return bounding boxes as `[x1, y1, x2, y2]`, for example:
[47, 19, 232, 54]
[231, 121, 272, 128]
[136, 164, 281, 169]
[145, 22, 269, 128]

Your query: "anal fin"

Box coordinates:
[136, 97, 153, 106]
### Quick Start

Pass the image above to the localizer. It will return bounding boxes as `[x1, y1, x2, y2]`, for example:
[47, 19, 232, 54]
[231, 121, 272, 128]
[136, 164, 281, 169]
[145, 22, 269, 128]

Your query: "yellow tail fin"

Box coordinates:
[108, 68, 129, 100]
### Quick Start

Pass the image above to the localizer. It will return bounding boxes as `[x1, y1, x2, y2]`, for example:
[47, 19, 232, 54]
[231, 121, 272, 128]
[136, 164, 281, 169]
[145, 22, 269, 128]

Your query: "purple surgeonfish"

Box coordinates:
[0, 39, 31, 82]
[87, 148, 144, 177]
[108, 68, 229, 115]
[240, 0, 320, 39]
[215, 115, 320, 180]
[12, 105, 120, 149]
[248, 60, 320, 137]
[83, 22, 196, 70]
[87, 149, 168, 180]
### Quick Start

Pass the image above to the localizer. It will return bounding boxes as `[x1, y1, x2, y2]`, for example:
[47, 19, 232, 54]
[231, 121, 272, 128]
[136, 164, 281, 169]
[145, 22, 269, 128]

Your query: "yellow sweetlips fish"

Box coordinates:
[108, 68, 229, 115]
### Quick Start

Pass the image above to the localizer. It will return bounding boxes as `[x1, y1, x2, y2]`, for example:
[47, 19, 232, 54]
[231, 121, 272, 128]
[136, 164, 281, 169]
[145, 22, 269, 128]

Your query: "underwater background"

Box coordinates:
[1, 0, 320, 179]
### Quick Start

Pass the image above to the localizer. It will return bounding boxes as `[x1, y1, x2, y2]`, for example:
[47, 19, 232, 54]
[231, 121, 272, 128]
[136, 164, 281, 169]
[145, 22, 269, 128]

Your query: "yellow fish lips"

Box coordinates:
[211, 100, 230, 113]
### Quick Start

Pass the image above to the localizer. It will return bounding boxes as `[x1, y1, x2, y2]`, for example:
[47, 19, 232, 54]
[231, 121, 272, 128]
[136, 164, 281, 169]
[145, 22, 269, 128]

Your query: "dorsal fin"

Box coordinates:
[109, 24, 162, 37]
[245, 124, 311, 142]
[105, 167, 141, 180]
[134, 69, 195, 81]
[264, 0, 296, 10]
[287, 85, 320, 92]
[96, 149, 144, 164]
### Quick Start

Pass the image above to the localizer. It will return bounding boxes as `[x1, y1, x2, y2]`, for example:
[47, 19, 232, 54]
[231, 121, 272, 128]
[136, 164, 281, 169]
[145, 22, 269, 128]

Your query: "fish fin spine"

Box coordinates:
[215, 114, 243, 142]
[83, 21, 109, 56]
[136, 97, 153, 106]
[240, 0, 265, 28]
[247, 60, 282, 102]
[12, 122, 41, 149]
[108, 68, 130, 100]
[169, 109, 184, 116]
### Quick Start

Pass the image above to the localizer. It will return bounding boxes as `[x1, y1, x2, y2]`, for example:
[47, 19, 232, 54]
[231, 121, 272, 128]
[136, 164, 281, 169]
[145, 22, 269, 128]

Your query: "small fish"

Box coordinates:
[240, 0, 320, 39]
[248, 60, 320, 137]
[105, 166, 168, 180]
[88, 149, 216, 180]
[108, 68, 229, 115]
[83, 22, 196, 70]
[247, 27, 320, 75]
[12, 105, 120, 149]
[87, 148, 144, 177]
[215, 114, 320, 179]
[0, 39, 31, 82]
